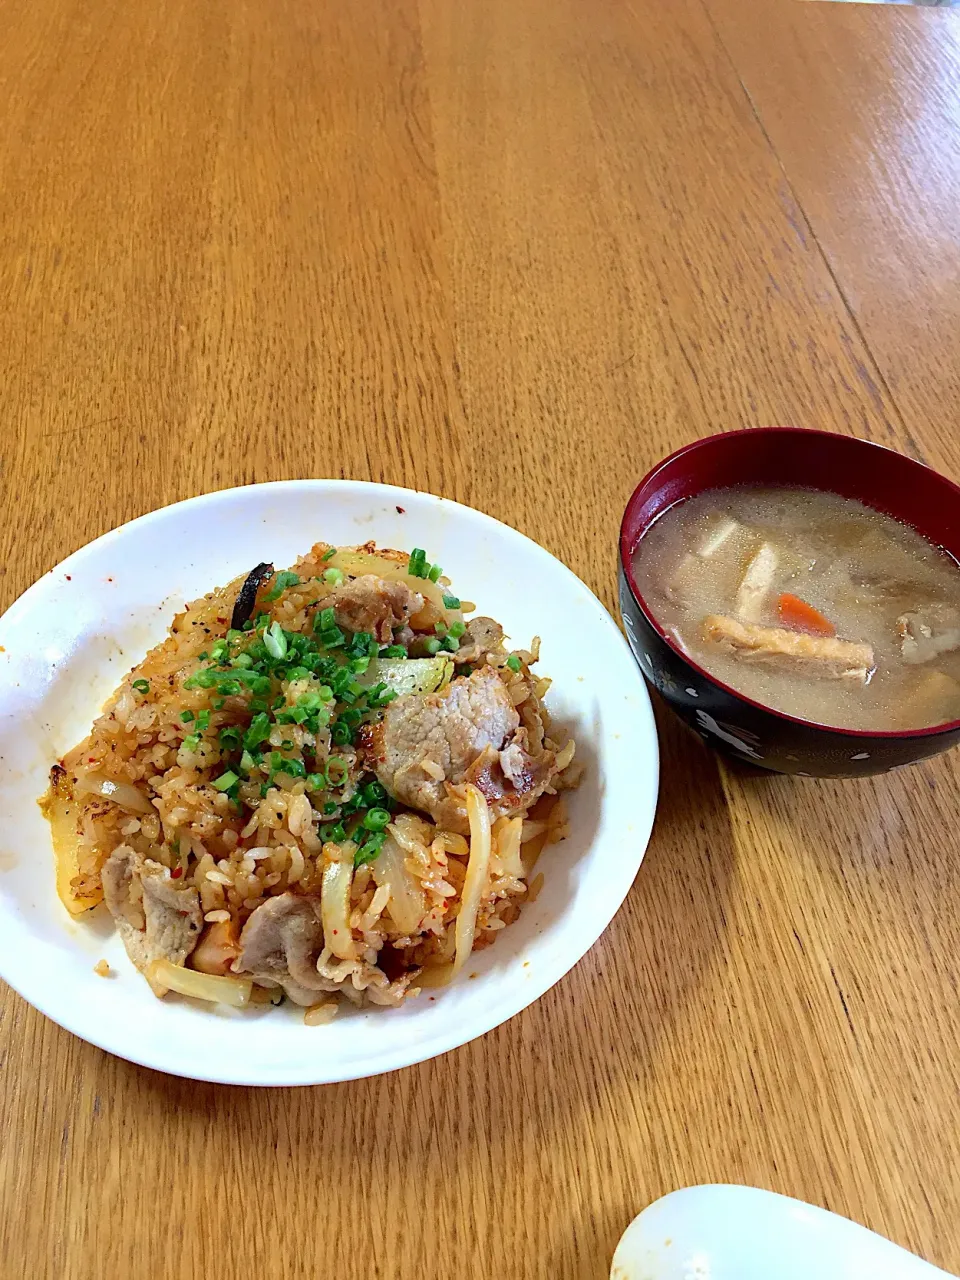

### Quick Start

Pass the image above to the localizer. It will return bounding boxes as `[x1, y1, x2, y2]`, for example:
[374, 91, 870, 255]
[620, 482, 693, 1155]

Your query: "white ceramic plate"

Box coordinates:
[0, 481, 658, 1085]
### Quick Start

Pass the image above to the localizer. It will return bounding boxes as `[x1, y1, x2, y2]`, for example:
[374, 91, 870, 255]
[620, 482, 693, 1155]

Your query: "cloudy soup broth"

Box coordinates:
[632, 486, 960, 731]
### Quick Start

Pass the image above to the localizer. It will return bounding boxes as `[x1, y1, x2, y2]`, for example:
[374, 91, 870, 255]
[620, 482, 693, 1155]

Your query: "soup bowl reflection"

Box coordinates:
[619, 428, 960, 778]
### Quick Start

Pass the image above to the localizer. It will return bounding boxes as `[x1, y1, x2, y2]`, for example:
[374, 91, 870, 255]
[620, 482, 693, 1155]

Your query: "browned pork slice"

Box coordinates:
[367, 667, 556, 834]
[101, 847, 202, 992]
[454, 616, 505, 664]
[703, 614, 874, 683]
[326, 575, 423, 643]
[232, 893, 329, 1006]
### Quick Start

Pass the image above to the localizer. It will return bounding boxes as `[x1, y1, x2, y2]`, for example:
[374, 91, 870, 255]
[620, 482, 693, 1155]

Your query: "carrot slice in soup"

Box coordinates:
[778, 593, 836, 637]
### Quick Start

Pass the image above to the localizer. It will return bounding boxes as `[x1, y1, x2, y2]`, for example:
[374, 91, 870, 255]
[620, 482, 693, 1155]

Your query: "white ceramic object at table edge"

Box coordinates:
[611, 1184, 956, 1279]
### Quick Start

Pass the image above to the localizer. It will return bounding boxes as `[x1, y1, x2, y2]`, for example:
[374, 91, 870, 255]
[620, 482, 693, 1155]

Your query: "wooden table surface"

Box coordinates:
[1, 0, 959, 1275]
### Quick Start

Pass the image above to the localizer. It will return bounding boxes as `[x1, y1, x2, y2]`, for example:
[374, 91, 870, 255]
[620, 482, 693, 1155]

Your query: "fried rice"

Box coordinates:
[41, 541, 579, 1019]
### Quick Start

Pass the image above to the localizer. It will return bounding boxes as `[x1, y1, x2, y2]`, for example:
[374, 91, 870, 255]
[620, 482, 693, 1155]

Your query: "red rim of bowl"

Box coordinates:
[619, 427, 960, 740]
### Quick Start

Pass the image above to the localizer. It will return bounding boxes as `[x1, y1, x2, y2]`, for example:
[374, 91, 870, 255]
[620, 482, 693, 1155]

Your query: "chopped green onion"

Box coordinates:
[441, 635, 460, 652]
[322, 567, 345, 586]
[321, 548, 337, 562]
[131, 679, 150, 694]
[319, 607, 336, 630]
[277, 757, 306, 779]
[326, 757, 348, 786]
[180, 710, 195, 723]
[264, 571, 302, 602]
[354, 831, 387, 868]
[197, 651, 209, 661]
[428, 563, 442, 583]
[305, 773, 326, 792]
[350, 656, 371, 674]
[362, 808, 391, 832]
[182, 733, 200, 752]
[320, 822, 347, 844]
[319, 626, 345, 649]
[362, 780, 388, 806]
[505, 654, 522, 672]
[264, 621, 288, 660]
[380, 644, 407, 658]
[209, 640, 229, 662]
[423, 637, 442, 655]
[218, 679, 242, 696]
[331, 720, 353, 745]
[243, 712, 272, 751]
[323, 801, 338, 815]
[196, 709, 211, 731]
[442, 594, 461, 610]
[212, 771, 239, 792]
[231, 652, 254, 669]
[407, 548, 427, 577]
[219, 726, 243, 751]
[240, 750, 257, 774]
[448, 621, 466, 639]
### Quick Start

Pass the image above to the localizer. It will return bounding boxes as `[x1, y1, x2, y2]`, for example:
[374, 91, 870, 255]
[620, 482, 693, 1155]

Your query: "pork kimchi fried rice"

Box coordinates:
[41, 543, 580, 1020]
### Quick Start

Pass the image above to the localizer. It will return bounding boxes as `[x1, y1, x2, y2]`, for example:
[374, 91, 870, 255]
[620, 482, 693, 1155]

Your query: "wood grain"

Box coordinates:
[0, 0, 958, 1275]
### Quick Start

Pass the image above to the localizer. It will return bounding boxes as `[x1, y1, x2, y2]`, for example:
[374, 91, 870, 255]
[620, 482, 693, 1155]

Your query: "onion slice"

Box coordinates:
[321, 844, 357, 960]
[147, 959, 252, 1007]
[73, 770, 155, 815]
[453, 785, 492, 977]
[372, 834, 426, 935]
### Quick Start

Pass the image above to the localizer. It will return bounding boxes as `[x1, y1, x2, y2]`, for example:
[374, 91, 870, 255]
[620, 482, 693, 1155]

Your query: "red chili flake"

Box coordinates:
[65, 575, 72, 581]
[87, 756, 96, 763]
[171, 866, 183, 879]
[396, 506, 405, 514]
[106, 577, 114, 583]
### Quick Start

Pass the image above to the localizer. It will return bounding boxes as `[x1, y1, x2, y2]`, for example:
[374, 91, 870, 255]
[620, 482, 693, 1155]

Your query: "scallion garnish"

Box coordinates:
[354, 831, 387, 868]
[323, 567, 345, 586]
[132, 679, 150, 694]
[362, 807, 391, 832]
[442, 594, 461, 610]
[212, 771, 239, 792]
[448, 621, 466, 639]
[424, 637, 442, 655]
[428, 564, 442, 583]
[505, 654, 522, 672]
[380, 644, 407, 658]
[264, 621, 288, 660]
[180, 710, 195, 723]
[243, 712, 272, 751]
[196, 709, 211, 731]
[264, 571, 302, 602]
[321, 548, 337, 562]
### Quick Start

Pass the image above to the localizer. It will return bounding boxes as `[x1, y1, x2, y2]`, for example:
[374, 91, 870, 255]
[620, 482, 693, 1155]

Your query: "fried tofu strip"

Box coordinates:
[703, 614, 874, 684]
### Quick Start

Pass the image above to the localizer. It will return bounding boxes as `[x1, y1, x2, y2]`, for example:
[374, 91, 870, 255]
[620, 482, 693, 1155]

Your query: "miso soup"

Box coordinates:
[632, 486, 960, 731]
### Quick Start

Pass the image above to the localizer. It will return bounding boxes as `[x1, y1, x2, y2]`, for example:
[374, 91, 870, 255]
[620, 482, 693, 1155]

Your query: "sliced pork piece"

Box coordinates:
[703, 614, 874, 683]
[232, 893, 329, 1006]
[325, 575, 424, 643]
[454, 616, 505, 664]
[101, 847, 202, 993]
[734, 543, 779, 621]
[367, 667, 557, 833]
[896, 611, 960, 665]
